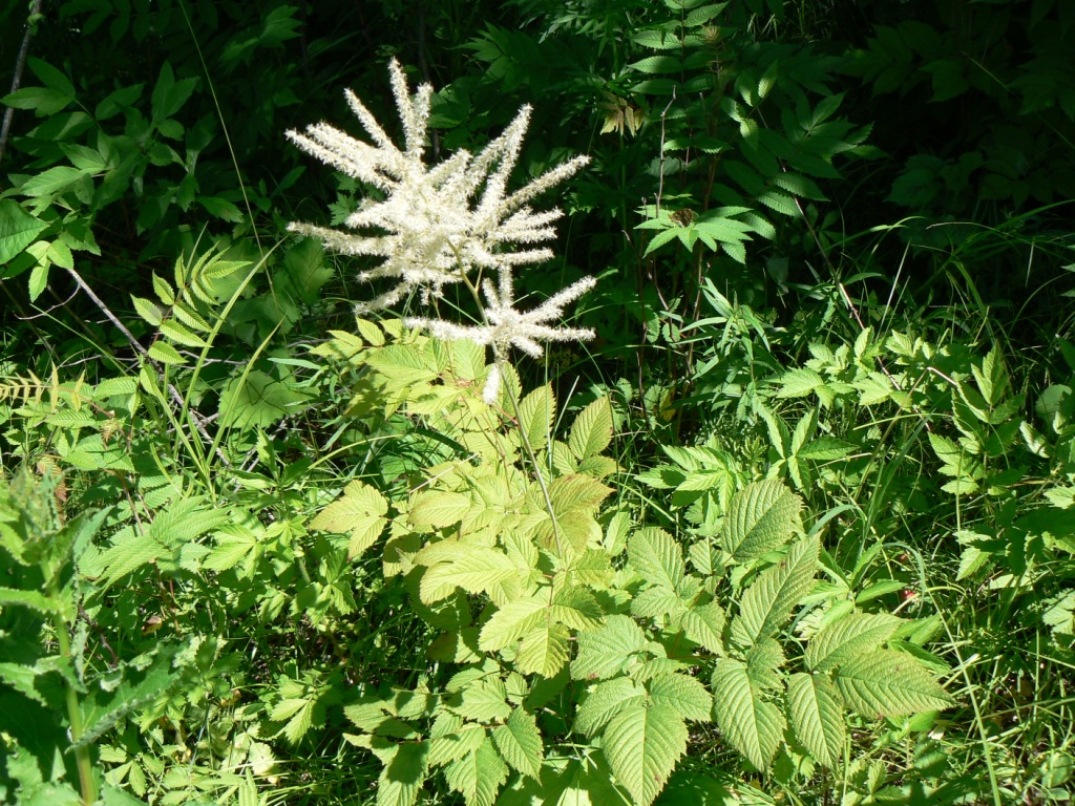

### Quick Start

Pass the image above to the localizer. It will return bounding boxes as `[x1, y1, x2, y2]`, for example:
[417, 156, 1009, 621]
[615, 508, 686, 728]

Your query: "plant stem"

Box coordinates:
[47, 576, 96, 805]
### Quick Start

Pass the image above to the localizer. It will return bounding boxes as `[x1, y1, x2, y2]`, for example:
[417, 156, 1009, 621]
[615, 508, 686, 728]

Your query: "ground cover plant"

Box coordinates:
[2, 0, 1074, 804]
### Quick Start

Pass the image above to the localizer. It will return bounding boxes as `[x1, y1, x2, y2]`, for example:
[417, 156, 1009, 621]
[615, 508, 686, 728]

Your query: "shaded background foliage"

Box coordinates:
[2, 0, 1075, 804]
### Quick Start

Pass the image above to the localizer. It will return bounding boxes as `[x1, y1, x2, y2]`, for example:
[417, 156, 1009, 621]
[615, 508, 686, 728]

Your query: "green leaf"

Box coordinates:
[0, 586, 62, 615]
[711, 658, 785, 771]
[786, 672, 845, 768]
[603, 701, 686, 806]
[805, 613, 903, 673]
[378, 741, 429, 806]
[834, 650, 953, 716]
[478, 596, 548, 652]
[158, 319, 208, 348]
[148, 341, 186, 365]
[130, 296, 163, 327]
[647, 673, 713, 722]
[492, 708, 544, 780]
[515, 623, 570, 677]
[517, 385, 555, 453]
[628, 527, 684, 591]
[722, 480, 803, 563]
[410, 491, 471, 529]
[731, 536, 819, 648]
[776, 367, 827, 399]
[310, 480, 388, 558]
[571, 616, 649, 681]
[419, 546, 519, 604]
[444, 738, 508, 806]
[569, 397, 615, 460]
[0, 200, 47, 264]
[575, 677, 646, 737]
[681, 601, 727, 655]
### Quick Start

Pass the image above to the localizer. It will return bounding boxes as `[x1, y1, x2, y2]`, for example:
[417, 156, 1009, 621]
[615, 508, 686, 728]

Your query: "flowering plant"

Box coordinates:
[287, 60, 594, 400]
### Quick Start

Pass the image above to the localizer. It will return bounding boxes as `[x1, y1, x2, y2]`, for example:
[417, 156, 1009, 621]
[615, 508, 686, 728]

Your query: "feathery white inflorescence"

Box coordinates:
[286, 59, 595, 338]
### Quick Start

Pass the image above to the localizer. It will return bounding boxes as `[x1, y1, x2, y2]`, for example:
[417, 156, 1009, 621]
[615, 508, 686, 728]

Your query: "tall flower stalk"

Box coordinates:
[287, 60, 594, 400]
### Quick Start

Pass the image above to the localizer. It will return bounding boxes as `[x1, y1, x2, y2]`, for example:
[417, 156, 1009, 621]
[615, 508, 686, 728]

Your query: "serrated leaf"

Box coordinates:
[148, 341, 186, 365]
[517, 385, 555, 453]
[682, 601, 726, 655]
[805, 613, 903, 673]
[647, 673, 713, 721]
[722, 480, 803, 563]
[711, 659, 785, 771]
[444, 738, 508, 806]
[377, 741, 428, 806]
[0, 587, 62, 615]
[603, 700, 686, 806]
[569, 397, 614, 460]
[492, 709, 544, 780]
[158, 319, 208, 348]
[479, 597, 548, 652]
[515, 623, 570, 677]
[628, 527, 684, 591]
[419, 547, 519, 604]
[834, 650, 953, 717]
[575, 677, 646, 737]
[310, 480, 388, 558]
[429, 714, 485, 767]
[410, 491, 471, 529]
[571, 616, 648, 681]
[776, 367, 826, 399]
[448, 679, 512, 723]
[130, 296, 163, 326]
[731, 536, 819, 648]
[786, 672, 845, 768]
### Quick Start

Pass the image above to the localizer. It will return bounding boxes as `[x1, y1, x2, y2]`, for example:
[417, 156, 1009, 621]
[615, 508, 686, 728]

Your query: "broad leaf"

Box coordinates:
[517, 385, 555, 453]
[574, 677, 645, 737]
[492, 708, 544, 780]
[515, 623, 570, 678]
[571, 616, 648, 681]
[569, 397, 614, 460]
[647, 673, 713, 721]
[378, 741, 429, 806]
[731, 536, 819, 648]
[627, 527, 683, 591]
[444, 738, 508, 806]
[603, 701, 687, 806]
[805, 613, 902, 673]
[786, 672, 845, 768]
[479, 597, 548, 652]
[711, 659, 785, 771]
[681, 601, 726, 655]
[310, 480, 388, 558]
[722, 480, 802, 562]
[834, 650, 953, 717]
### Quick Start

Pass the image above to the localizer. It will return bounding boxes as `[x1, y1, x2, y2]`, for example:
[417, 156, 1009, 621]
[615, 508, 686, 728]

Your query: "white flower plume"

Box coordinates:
[286, 59, 593, 314]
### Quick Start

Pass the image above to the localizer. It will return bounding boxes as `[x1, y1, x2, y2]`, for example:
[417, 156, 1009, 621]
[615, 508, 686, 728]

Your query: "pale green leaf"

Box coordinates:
[731, 536, 819, 648]
[571, 616, 648, 681]
[515, 623, 570, 678]
[409, 491, 471, 529]
[574, 677, 645, 737]
[628, 527, 683, 591]
[492, 709, 544, 780]
[776, 368, 826, 399]
[647, 673, 713, 722]
[444, 738, 508, 806]
[130, 296, 163, 327]
[148, 341, 186, 365]
[834, 650, 953, 717]
[479, 597, 548, 652]
[681, 601, 726, 655]
[429, 714, 485, 767]
[569, 397, 614, 460]
[711, 659, 785, 771]
[159, 319, 208, 348]
[310, 480, 388, 558]
[804, 613, 903, 673]
[448, 678, 511, 723]
[722, 480, 802, 563]
[377, 741, 429, 806]
[603, 701, 687, 806]
[0, 587, 61, 615]
[517, 385, 555, 453]
[419, 546, 519, 604]
[786, 672, 845, 768]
